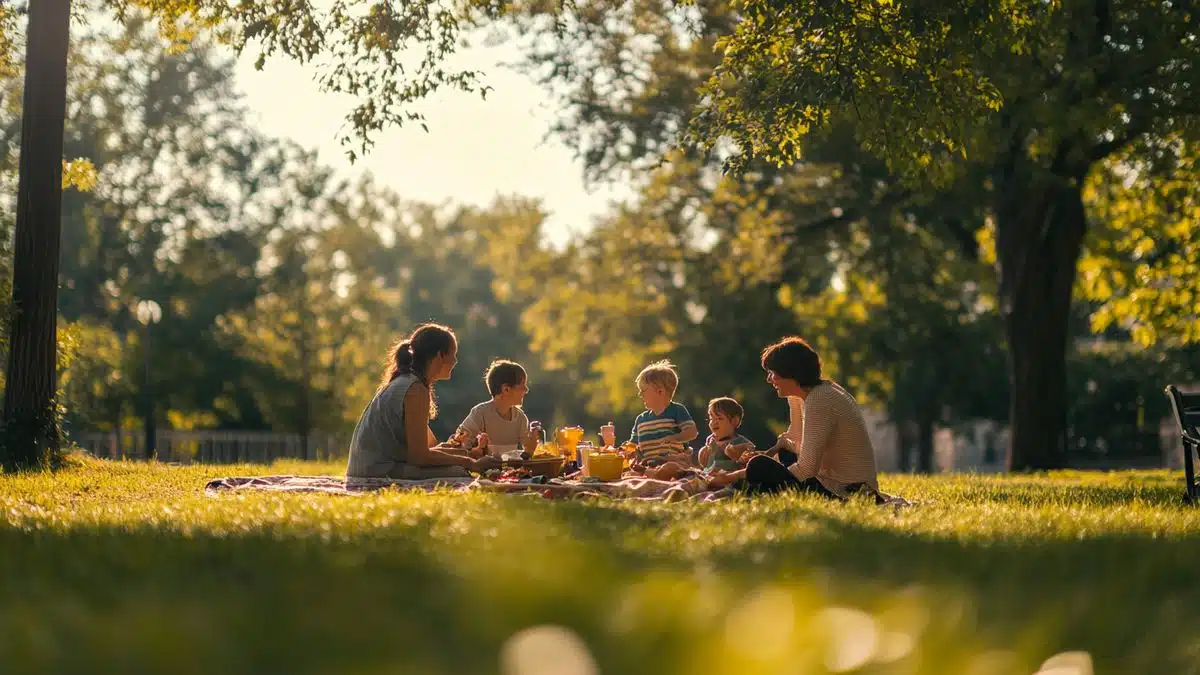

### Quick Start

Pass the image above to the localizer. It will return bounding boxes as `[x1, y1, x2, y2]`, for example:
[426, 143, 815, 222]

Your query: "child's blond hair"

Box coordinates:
[635, 359, 679, 397]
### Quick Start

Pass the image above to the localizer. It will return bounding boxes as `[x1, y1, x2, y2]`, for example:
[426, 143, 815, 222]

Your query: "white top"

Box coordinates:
[784, 395, 805, 446]
[457, 400, 531, 457]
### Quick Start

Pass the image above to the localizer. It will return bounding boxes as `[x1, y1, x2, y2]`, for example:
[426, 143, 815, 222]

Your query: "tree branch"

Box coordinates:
[1089, 116, 1156, 163]
[784, 186, 915, 238]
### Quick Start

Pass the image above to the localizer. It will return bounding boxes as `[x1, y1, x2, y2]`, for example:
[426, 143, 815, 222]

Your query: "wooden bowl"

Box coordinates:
[502, 456, 565, 478]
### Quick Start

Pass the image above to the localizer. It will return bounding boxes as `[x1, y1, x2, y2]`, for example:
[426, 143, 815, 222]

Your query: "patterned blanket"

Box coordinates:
[203, 474, 733, 502]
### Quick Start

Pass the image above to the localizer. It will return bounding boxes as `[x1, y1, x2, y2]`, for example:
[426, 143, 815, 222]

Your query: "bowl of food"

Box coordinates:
[502, 454, 565, 478]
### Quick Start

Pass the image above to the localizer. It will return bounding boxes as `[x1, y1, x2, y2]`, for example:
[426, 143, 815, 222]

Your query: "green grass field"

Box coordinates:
[2, 456, 1197, 675]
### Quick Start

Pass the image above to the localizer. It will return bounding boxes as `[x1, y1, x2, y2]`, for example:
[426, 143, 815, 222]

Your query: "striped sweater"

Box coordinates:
[628, 401, 697, 463]
[784, 382, 878, 497]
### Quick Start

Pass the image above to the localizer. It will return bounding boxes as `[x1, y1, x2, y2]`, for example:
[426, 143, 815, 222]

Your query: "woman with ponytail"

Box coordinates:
[346, 323, 500, 479]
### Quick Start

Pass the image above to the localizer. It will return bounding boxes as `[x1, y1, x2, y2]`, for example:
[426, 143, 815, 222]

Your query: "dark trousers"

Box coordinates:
[744, 454, 841, 499]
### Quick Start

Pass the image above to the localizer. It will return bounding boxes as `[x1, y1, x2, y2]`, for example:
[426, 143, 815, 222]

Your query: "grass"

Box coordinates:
[2, 456, 1199, 675]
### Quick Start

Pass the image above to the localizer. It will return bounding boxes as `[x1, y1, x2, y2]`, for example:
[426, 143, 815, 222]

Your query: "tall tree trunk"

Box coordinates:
[1, 0, 71, 471]
[995, 166, 1089, 471]
[916, 417, 936, 474]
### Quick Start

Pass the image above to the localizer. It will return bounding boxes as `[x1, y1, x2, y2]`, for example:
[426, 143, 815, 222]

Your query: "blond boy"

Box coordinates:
[623, 360, 698, 480]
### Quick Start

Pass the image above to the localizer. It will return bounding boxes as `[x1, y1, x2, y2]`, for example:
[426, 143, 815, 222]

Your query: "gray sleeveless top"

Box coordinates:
[345, 373, 421, 478]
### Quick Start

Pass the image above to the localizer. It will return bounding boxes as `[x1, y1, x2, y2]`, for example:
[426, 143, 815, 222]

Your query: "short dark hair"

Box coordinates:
[707, 397, 744, 424]
[761, 337, 822, 386]
[485, 360, 527, 396]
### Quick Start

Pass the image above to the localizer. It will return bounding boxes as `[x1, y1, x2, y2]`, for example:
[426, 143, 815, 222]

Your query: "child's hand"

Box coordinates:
[707, 471, 737, 489]
[736, 450, 761, 465]
[523, 421, 542, 452]
[725, 443, 751, 462]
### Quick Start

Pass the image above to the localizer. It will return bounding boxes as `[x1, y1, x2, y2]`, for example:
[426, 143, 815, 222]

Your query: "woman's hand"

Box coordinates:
[432, 442, 468, 456]
[768, 436, 796, 456]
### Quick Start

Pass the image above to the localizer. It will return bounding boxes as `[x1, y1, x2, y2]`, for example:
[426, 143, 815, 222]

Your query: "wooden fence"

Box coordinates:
[72, 430, 349, 464]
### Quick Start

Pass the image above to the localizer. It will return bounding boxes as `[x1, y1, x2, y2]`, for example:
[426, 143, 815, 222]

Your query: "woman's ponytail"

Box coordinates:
[376, 325, 457, 418]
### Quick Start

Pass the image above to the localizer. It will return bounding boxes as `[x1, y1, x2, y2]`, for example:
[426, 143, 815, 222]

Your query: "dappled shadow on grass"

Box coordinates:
[510, 492, 1200, 673]
[726, 507, 1200, 673]
[5, 471, 1200, 675]
[0, 528, 497, 675]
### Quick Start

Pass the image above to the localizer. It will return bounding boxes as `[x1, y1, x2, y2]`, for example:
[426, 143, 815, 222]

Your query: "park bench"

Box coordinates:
[1166, 385, 1200, 503]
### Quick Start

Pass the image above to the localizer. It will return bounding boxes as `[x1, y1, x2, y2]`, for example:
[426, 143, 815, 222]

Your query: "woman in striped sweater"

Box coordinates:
[712, 337, 879, 499]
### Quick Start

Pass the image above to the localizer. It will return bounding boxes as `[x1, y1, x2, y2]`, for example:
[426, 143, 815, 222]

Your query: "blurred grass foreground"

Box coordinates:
[2, 456, 1197, 675]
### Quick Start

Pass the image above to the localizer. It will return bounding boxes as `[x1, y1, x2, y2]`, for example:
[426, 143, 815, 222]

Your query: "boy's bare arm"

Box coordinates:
[677, 424, 699, 443]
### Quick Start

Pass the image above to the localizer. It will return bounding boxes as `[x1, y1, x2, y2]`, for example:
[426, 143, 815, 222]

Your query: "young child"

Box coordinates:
[697, 397, 756, 475]
[621, 360, 698, 480]
[456, 360, 542, 458]
[653, 397, 759, 501]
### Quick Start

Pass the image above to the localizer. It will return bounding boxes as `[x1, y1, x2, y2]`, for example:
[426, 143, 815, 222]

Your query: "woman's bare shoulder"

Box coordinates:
[402, 379, 430, 399]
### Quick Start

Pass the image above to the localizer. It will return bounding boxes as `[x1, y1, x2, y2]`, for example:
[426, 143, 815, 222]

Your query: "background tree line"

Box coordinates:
[1, 2, 1199, 470]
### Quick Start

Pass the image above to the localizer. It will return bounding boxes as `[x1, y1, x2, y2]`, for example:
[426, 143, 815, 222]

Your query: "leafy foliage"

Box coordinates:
[1081, 143, 1200, 346]
[98, 0, 508, 160]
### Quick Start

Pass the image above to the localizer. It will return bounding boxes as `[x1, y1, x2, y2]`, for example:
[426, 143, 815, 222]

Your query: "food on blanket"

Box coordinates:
[495, 466, 533, 482]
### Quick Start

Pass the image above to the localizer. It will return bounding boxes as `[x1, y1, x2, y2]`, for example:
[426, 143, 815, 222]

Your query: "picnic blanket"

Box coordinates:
[204, 474, 912, 506]
[204, 474, 733, 502]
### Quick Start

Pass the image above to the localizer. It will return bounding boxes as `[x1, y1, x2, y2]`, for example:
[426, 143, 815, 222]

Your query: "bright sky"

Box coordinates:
[233, 43, 633, 245]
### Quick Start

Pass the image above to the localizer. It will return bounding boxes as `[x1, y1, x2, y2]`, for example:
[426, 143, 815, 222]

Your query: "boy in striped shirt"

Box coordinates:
[625, 360, 698, 480]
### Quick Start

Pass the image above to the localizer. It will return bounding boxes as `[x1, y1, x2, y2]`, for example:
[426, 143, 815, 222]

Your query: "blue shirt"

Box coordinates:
[702, 433, 754, 472]
[629, 402, 696, 463]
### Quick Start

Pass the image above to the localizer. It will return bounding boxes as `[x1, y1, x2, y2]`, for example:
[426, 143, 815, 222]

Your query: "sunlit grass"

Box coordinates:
[2, 455, 1198, 674]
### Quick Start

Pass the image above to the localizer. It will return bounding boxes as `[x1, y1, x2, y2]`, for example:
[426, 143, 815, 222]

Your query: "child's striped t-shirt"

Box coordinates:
[629, 402, 696, 463]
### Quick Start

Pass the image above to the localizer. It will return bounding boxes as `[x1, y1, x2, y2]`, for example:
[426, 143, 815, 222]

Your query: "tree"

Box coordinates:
[0, 19, 369, 441]
[0, 0, 501, 468]
[686, 0, 1200, 469]
[2, 0, 71, 470]
[509, 0, 1015, 464]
